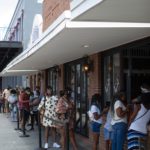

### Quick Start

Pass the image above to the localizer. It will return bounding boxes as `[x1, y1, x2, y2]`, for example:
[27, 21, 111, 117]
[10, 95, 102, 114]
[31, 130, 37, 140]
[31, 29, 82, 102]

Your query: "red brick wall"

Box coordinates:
[43, 0, 70, 31]
[58, 64, 64, 92]
[87, 53, 105, 148]
[40, 70, 46, 95]
[88, 53, 102, 101]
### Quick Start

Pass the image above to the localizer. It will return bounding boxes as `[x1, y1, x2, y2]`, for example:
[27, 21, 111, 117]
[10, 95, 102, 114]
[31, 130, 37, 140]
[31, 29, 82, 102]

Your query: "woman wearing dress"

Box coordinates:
[56, 88, 78, 150]
[38, 86, 60, 149]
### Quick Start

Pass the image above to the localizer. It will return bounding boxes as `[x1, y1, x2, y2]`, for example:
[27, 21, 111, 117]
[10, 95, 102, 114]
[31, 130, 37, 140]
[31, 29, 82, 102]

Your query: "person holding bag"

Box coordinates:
[128, 83, 150, 150]
[38, 86, 60, 149]
[56, 88, 78, 150]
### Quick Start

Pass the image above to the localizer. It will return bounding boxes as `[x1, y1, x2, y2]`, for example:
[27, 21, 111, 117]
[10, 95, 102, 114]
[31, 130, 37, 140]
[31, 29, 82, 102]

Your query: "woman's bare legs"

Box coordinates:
[60, 127, 66, 150]
[92, 132, 99, 150]
[70, 129, 78, 150]
[45, 127, 49, 143]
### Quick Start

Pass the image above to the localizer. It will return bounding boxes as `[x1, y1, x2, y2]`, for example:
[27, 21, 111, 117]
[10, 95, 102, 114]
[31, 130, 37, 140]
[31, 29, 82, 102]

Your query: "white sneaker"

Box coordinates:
[53, 142, 61, 148]
[44, 143, 48, 149]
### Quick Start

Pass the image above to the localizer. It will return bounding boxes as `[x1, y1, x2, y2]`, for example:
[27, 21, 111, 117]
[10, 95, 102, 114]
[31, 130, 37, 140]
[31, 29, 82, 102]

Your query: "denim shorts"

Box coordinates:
[104, 128, 112, 140]
[90, 121, 101, 134]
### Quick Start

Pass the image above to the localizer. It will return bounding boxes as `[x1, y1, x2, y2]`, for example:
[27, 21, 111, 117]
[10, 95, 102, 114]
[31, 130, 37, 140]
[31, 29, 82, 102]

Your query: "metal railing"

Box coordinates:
[37, 112, 70, 150]
[0, 27, 22, 41]
[0, 27, 13, 41]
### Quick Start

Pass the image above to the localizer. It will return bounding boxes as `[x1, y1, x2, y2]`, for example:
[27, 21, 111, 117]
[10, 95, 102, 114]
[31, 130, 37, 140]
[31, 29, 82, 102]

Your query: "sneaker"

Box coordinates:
[53, 142, 61, 148]
[28, 128, 34, 131]
[44, 143, 48, 149]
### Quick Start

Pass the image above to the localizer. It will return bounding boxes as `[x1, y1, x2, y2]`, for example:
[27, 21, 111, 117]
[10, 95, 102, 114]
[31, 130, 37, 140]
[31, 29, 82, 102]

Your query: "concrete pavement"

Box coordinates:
[0, 113, 92, 150]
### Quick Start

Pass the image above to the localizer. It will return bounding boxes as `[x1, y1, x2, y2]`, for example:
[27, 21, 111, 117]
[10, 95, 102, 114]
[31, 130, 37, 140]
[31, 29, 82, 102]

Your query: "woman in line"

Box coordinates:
[103, 101, 112, 150]
[38, 86, 60, 149]
[111, 92, 128, 150]
[128, 83, 150, 150]
[56, 88, 78, 150]
[8, 89, 18, 122]
[0, 90, 4, 113]
[89, 93, 104, 150]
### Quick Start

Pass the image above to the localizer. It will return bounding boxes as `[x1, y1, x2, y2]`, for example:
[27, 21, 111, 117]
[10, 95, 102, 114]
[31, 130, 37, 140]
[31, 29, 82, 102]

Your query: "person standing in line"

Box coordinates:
[56, 88, 78, 150]
[128, 83, 150, 150]
[111, 92, 128, 150]
[29, 90, 40, 130]
[89, 93, 107, 150]
[19, 87, 30, 130]
[38, 86, 60, 149]
[103, 101, 112, 150]
[2, 87, 11, 115]
[0, 90, 4, 113]
[8, 89, 18, 122]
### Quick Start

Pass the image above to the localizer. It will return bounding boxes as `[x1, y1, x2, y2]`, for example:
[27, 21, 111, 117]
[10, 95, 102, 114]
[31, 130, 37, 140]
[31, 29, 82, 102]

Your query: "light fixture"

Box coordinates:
[82, 44, 89, 48]
[108, 63, 112, 72]
[83, 64, 89, 72]
[82, 57, 93, 72]
[37, 72, 41, 79]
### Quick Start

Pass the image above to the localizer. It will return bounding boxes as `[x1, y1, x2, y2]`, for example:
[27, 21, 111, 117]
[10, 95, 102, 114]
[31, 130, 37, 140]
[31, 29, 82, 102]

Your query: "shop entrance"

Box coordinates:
[123, 49, 150, 101]
[103, 47, 150, 104]
[65, 58, 89, 137]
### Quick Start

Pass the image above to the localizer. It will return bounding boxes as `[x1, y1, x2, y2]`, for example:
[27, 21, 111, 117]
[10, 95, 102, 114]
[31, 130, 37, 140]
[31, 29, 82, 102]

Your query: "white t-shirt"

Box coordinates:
[91, 105, 102, 124]
[111, 100, 127, 125]
[129, 104, 150, 134]
[3, 89, 10, 100]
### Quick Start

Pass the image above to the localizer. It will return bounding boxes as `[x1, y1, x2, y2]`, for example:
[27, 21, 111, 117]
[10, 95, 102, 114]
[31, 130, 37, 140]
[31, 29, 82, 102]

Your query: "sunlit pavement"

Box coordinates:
[0, 113, 92, 150]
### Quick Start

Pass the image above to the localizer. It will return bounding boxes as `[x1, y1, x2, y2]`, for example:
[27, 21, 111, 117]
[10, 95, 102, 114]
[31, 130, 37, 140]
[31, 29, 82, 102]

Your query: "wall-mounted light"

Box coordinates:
[82, 57, 93, 73]
[37, 72, 44, 79]
[108, 63, 112, 72]
[37, 72, 41, 79]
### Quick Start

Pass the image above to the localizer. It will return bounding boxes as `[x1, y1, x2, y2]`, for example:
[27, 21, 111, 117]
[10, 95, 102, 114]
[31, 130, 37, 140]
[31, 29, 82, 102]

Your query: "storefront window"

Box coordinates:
[47, 67, 58, 95]
[113, 53, 120, 94]
[104, 56, 111, 102]
[103, 53, 120, 103]
[65, 59, 88, 137]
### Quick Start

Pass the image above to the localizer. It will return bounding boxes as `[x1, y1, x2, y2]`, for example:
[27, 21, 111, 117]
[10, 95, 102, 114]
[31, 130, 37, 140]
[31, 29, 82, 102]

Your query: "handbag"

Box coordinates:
[39, 98, 46, 124]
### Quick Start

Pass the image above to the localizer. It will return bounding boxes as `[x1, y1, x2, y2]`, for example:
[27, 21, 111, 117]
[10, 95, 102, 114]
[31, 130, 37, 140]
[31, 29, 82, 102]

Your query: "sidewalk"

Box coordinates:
[0, 113, 38, 150]
[0, 113, 92, 150]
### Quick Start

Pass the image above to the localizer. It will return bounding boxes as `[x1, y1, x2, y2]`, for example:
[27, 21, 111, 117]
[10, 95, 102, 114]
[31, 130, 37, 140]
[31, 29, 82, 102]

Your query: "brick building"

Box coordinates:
[1, 0, 150, 148]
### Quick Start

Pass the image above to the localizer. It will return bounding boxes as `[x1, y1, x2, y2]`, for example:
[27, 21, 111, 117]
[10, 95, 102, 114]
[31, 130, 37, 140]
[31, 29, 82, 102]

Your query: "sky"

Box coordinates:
[0, 0, 19, 27]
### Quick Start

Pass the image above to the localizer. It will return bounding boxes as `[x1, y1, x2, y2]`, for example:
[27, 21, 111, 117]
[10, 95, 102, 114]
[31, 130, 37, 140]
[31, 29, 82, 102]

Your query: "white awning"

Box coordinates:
[1, 11, 150, 76]
[71, 0, 150, 23]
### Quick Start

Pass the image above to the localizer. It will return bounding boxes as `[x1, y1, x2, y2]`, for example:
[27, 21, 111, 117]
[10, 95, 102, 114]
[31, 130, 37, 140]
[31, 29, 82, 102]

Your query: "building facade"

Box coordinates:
[1, 0, 150, 147]
[27, 0, 150, 140]
[2, 0, 43, 89]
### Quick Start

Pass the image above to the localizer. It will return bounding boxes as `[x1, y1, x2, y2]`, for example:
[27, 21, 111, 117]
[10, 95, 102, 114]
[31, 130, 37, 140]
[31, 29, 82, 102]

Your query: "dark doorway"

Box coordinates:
[123, 49, 150, 101]
[64, 58, 88, 137]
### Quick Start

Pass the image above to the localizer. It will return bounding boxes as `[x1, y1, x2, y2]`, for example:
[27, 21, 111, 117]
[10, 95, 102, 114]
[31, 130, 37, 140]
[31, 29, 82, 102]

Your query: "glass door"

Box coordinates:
[65, 59, 88, 137]
[103, 53, 121, 103]
[46, 66, 59, 95]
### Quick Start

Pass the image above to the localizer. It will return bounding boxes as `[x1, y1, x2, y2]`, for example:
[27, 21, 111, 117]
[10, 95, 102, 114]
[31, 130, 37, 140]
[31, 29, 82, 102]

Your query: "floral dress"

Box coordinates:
[38, 95, 58, 127]
[56, 97, 75, 129]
